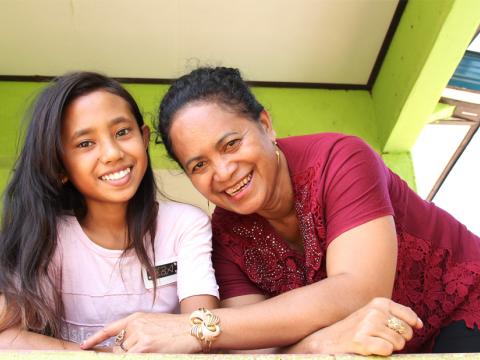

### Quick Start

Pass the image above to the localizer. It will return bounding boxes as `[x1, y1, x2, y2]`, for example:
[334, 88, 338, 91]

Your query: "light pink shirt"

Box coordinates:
[53, 201, 219, 345]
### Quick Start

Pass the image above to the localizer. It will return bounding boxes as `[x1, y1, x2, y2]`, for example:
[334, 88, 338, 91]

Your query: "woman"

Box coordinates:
[158, 66, 480, 353]
[84, 67, 478, 354]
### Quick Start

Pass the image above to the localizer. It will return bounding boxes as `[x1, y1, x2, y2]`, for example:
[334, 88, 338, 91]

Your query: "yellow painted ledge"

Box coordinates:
[0, 352, 479, 360]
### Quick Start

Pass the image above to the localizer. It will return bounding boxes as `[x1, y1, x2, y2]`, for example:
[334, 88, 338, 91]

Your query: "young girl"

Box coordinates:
[0, 72, 218, 351]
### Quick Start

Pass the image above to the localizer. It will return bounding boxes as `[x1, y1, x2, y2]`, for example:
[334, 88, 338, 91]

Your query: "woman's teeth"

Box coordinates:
[101, 167, 131, 181]
[226, 173, 252, 196]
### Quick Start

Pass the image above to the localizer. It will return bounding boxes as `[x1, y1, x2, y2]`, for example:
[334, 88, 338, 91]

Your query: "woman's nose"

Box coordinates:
[213, 158, 236, 183]
[99, 138, 124, 163]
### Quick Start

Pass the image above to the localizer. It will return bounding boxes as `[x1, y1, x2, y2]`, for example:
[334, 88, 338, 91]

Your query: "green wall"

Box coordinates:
[0, 82, 386, 196]
[9, 0, 480, 196]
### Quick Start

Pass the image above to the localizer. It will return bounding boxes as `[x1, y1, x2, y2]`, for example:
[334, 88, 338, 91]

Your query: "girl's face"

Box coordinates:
[61, 90, 150, 209]
[170, 102, 279, 215]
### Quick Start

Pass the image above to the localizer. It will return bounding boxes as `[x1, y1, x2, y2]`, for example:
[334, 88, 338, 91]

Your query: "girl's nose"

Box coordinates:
[99, 139, 124, 163]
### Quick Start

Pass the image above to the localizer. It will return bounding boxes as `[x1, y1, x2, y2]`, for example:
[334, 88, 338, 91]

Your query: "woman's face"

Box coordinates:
[169, 102, 279, 215]
[61, 90, 150, 209]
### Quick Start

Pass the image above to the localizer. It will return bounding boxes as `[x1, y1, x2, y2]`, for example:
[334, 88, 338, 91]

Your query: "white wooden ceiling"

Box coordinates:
[0, 0, 400, 85]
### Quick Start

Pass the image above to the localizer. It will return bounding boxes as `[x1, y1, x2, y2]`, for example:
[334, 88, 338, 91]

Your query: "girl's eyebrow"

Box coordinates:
[184, 131, 239, 169]
[70, 116, 132, 141]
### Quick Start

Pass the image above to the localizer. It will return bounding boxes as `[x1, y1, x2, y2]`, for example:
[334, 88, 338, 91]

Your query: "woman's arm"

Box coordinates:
[207, 215, 398, 350]
[81, 216, 399, 352]
[283, 298, 422, 355]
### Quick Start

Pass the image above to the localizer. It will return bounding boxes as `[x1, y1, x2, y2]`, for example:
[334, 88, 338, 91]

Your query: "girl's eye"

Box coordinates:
[192, 161, 206, 173]
[116, 128, 131, 137]
[77, 140, 94, 148]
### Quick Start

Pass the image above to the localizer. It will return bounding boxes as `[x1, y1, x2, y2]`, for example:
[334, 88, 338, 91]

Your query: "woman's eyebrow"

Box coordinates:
[185, 131, 240, 169]
[215, 131, 239, 147]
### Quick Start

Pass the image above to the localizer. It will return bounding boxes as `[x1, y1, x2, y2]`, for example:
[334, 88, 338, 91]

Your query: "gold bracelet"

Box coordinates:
[189, 307, 221, 353]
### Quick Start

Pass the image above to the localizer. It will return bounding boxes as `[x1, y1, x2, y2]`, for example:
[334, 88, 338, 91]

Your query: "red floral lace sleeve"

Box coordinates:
[211, 212, 264, 300]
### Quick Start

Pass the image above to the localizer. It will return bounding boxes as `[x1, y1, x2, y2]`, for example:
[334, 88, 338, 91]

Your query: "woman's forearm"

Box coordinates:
[212, 273, 380, 351]
[211, 217, 398, 351]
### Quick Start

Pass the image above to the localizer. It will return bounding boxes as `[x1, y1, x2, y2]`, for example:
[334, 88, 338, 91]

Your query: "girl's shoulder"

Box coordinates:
[157, 200, 210, 224]
[56, 214, 80, 234]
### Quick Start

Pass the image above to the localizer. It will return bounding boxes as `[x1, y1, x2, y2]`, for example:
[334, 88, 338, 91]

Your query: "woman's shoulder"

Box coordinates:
[279, 133, 377, 170]
[279, 132, 371, 153]
[211, 207, 257, 237]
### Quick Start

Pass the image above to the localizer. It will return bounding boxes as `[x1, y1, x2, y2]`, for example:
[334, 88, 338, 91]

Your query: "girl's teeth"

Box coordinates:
[102, 168, 131, 181]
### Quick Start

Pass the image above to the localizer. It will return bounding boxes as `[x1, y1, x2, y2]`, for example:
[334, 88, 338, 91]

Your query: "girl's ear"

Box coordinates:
[258, 110, 277, 142]
[141, 125, 151, 149]
[59, 170, 68, 185]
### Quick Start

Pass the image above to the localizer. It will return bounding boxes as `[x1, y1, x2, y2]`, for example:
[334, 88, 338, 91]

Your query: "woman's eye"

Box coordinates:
[226, 139, 240, 149]
[116, 128, 131, 137]
[192, 161, 206, 173]
[77, 140, 93, 148]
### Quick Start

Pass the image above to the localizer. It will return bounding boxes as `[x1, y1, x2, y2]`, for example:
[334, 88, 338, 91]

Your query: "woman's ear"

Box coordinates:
[258, 110, 277, 141]
[141, 125, 151, 149]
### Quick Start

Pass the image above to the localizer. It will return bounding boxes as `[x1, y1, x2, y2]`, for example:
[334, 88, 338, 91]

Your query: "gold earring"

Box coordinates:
[61, 177, 68, 185]
[273, 140, 280, 165]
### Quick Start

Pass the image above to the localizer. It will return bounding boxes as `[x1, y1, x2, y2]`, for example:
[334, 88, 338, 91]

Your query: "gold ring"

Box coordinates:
[114, 329, 126, 346]
[119, 341, 128, 352]
[387, 317, 406, 334]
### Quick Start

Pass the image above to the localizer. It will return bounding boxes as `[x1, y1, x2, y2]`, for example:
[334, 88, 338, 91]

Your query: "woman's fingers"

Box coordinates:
[353, 298, 421, 354]
[387, 299, 423, 330]
[357, 336, 395, 356]
[113, 330, 136, 353]
[80, 316, 131, 349]
[375, 325, 407, 351]
[361, 305, 408, 351]
[388, 317, 414, 342]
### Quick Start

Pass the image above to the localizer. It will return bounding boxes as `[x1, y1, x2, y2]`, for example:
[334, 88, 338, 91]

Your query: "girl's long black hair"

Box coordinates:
[0, 72, 158, 337]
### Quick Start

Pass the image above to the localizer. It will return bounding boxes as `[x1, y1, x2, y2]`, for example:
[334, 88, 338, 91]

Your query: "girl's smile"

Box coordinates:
[99, 166, 132, 184]
[61, 90, 149, 210]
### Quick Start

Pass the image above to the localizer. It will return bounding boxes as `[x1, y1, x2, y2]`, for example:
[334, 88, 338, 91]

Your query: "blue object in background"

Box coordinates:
[448, 51, 480, 91]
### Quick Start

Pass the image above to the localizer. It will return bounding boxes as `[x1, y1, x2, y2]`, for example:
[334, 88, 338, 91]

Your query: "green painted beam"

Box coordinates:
[372, 0, 480, 153]
[427, 102, 455, 123]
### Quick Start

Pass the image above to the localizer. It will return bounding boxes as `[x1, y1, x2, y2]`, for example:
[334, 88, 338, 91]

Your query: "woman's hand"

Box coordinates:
[286, 298, 423, 356]
[80, 312, 201, 353]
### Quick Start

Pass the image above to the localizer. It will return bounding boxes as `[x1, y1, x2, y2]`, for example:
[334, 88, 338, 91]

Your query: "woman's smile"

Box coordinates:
[224, 172, 253, 197]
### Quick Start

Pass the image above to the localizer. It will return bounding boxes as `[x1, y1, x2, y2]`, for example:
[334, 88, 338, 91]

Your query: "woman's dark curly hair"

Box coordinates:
[157, 67, 264, 167]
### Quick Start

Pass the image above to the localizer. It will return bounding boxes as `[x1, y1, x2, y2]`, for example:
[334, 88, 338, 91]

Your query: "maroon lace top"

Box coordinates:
[212, 133, 480, 353]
